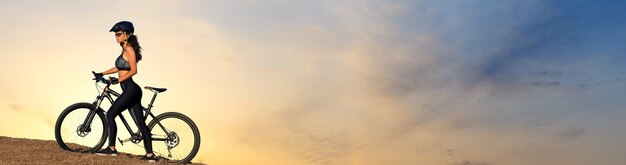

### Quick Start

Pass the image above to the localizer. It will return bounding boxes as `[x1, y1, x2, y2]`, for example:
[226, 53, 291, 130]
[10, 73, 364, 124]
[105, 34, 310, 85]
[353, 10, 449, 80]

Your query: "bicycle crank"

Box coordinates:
[118, 135, 143, 145]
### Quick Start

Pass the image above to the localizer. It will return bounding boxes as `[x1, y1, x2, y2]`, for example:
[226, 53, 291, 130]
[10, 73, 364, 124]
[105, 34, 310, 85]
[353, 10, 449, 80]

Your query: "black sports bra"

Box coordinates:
[115, 54, 131, 71]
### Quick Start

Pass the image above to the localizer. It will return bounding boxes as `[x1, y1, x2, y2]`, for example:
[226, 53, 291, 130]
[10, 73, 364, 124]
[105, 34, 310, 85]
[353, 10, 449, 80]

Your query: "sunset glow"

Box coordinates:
[2, 1, 626, 165]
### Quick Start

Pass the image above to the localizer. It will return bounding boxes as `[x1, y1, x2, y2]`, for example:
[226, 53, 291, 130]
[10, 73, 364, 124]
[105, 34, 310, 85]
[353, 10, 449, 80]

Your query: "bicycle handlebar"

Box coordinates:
[92, 71, 112, 85]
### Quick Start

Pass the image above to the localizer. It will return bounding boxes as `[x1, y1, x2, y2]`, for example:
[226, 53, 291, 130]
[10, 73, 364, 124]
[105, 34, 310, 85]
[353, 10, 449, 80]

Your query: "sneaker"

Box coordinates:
[95, 147, 118, 156]
[140, 154, 158, 162]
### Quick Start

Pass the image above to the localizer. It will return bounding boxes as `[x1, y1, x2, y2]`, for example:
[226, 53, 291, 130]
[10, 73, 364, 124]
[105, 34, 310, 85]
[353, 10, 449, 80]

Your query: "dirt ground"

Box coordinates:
[0, 136, 205, 165]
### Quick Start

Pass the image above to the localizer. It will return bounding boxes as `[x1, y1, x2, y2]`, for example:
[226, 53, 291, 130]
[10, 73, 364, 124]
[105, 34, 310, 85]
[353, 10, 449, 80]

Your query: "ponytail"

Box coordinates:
[121, 34, 142, 61]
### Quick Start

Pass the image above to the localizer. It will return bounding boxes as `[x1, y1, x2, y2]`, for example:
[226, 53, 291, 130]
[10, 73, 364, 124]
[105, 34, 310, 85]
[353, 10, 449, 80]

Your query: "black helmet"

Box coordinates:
[109, 21, 134, 34]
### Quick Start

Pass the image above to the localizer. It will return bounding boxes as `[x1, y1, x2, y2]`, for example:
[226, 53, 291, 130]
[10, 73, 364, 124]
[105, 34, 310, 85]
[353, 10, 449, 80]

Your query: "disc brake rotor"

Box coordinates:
[76, 124, 89, 137]
[165, 132, 180, 148]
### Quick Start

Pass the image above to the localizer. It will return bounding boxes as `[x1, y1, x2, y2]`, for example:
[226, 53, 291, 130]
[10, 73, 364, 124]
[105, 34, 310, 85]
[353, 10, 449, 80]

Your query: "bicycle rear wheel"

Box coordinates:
[148, 112, 201, 163]
[55, 102, 107, 153]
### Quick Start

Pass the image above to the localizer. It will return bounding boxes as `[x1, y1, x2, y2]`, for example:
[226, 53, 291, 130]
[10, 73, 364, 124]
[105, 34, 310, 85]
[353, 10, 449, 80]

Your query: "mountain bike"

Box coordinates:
[54, 72, 201, 163]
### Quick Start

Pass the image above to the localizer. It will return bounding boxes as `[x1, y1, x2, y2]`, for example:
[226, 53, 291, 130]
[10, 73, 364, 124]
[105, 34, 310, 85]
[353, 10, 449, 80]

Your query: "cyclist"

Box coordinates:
[94, 21, 157, 162]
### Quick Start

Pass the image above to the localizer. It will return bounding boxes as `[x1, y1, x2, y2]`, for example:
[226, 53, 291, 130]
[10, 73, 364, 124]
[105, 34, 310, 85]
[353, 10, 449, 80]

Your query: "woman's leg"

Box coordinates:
[121, 78, 151, 154]
[131, 103, 153, 153]
[106, 92, 138, 148]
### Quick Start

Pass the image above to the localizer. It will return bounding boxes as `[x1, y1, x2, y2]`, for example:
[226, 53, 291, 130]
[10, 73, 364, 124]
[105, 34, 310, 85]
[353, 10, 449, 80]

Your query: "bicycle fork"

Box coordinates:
[80, 94, 107, 133]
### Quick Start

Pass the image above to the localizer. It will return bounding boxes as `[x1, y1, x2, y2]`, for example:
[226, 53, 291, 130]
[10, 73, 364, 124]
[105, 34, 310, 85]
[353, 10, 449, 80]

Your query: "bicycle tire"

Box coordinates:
[55, 102, 107, 153]
[148, 112, 201, 163]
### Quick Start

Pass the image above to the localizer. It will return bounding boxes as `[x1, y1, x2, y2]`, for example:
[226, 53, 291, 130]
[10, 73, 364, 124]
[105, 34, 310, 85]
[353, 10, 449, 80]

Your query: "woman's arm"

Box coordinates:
[118, 48, 138, 83]
[101, 67, 119, 75]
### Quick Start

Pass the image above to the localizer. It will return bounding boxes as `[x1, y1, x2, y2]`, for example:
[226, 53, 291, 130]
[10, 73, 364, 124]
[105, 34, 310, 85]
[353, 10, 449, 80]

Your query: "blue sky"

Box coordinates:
[1, 0, 626, 164]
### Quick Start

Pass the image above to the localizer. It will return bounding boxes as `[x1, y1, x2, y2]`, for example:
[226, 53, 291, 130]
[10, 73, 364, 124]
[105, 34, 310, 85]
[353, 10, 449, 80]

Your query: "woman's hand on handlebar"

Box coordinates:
[94, 72, 104, 78]
[92, 71, 118, 85]
[92, 71, 106, 83]
[109, 77, 119, 84]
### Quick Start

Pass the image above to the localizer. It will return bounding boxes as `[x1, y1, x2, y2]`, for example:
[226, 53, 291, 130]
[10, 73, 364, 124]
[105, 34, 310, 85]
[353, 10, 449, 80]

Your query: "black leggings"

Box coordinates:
[106, 78, 152, 153]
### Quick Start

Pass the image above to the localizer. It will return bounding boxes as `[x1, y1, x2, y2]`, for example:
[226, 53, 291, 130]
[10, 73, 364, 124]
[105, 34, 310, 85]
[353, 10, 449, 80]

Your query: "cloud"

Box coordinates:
[451, 160, 489, 165]
[554, 126, 587, 140]
[9, 104, 55, 129]
[219, 1, 626, 164]
[237, 109, 351, 164]
[9, 104, 25, 113]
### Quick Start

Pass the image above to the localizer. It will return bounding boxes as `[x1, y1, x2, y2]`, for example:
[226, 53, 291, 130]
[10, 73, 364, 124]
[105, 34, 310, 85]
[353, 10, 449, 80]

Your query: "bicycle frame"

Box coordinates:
[81, 82, 170, 144]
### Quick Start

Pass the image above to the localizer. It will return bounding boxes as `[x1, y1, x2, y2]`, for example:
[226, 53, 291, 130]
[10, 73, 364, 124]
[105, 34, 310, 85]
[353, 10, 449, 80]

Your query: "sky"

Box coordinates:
[1, 0, 626, 164]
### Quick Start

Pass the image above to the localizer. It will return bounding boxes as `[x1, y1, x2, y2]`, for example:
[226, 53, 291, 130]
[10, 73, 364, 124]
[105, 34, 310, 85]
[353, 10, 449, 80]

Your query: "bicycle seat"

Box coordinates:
[145, 86, 167, 93]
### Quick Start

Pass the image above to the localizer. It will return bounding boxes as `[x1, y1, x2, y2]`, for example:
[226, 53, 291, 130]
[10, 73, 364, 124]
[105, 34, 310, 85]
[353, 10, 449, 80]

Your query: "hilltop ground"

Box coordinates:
[0, 136, 205, 165]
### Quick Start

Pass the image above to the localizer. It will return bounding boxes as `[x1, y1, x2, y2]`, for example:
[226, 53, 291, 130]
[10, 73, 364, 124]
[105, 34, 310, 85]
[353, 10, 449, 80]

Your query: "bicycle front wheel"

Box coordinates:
[148, 112, 201, 163]
[54, 102, 107, 153]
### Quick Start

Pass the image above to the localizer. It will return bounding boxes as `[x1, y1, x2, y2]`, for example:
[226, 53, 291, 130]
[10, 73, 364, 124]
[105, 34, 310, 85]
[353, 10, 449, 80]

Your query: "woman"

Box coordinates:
[94, 21, 157, 162]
